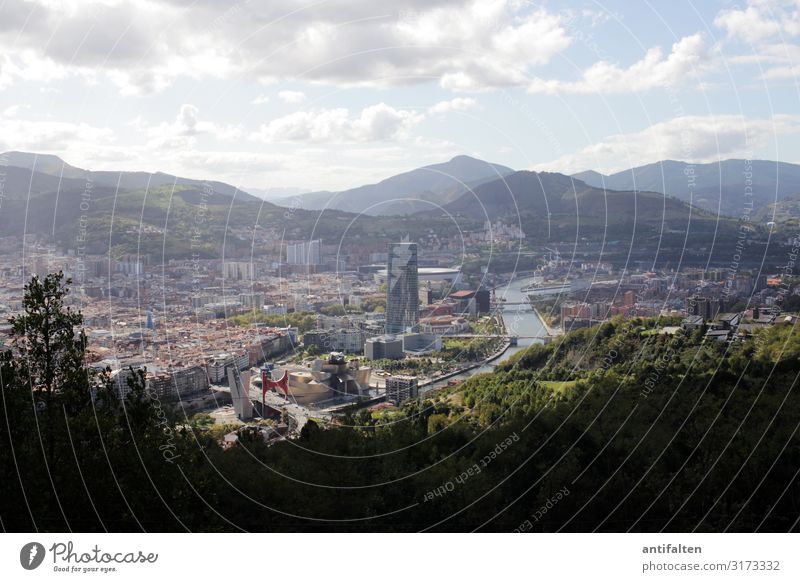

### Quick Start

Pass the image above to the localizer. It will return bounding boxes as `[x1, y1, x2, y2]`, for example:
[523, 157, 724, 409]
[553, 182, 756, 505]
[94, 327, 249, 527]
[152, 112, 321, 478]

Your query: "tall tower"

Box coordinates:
[386, 242, 419, 334]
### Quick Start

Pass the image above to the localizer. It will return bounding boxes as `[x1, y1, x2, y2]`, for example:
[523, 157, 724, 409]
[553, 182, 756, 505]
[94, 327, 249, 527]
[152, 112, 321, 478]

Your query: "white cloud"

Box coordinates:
[0, 117, 113, 152]
[528, 34, 713, 94]
[715, 1, 798, 43]
[2, 104, 28, 117]
[398, 4, 570, 85]
[0, 0, 572, 94]
[252, 103, 423, 143]
[251, 94, 270, 105]
[173, 150, 286, 177]
[761, 64, 800, 79]
[428, 97, 478, 115]
[108, 69, 171, 97]
[715, 1, 800, 80]
[253, 109, 348, 143]
[143, 104, 242, 149]
[536, 115, 800, 174]
[0, 50, 70, 90]
[277, 90, 306, 104]
[0, 108, 455, 191]
[177, 104, 200, 135]
[354, 103, 423, 140]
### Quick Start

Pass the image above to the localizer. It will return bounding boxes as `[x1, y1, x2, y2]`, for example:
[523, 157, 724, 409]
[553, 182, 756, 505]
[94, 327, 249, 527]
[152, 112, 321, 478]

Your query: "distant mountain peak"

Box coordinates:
[572, 169, 606, 181]
[435, 154, 511, 171]
[436, 168, 702, 230]
[0, 150, 260, 203]
[447, 154, 484, 163]
[2, 150, 69, 164]
[1, 150, 86, 178]
[288, 155, 516, 216]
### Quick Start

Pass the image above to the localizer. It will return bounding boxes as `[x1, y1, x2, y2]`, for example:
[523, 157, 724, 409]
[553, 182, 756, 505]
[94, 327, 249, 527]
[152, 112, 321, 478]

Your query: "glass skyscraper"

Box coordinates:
[386, 242, 419, 334]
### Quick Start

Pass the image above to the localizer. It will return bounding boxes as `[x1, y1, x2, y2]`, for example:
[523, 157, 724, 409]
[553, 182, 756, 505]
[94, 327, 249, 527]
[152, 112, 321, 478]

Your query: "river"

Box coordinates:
[423, 275, 547, 390]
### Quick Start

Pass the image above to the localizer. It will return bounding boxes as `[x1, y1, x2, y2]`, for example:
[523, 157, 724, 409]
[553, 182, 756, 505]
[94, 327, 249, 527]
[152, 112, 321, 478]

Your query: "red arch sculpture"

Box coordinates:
[262, 369, 289, 397]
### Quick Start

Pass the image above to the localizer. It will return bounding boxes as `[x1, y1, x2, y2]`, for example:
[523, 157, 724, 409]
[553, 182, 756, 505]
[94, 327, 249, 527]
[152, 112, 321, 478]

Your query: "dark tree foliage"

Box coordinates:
[1, 277, 798, 532]
[0, 274, 225, 532]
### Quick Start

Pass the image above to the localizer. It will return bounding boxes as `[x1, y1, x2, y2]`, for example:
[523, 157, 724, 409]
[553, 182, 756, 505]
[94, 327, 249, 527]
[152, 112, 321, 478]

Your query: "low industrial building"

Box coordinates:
[303, 328, 365, 353]
[365, 335, 404, 360]
[419, 315, 470, 335]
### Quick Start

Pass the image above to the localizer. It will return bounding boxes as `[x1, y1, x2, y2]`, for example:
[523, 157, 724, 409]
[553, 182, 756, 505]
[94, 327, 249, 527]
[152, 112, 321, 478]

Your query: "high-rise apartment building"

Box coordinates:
[386, 242, 419, 334]
[286, 239, 321, 265]
[223, 261, 254, 281]
[385, 375, 419, 403]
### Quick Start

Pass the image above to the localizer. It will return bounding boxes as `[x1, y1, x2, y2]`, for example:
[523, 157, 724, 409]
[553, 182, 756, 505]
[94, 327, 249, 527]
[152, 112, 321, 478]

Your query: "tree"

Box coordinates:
[319, 304, 346, 316]
[8, 272, 88, 465]
[1, 273, 221, 532]
[10, 272, 85, 394]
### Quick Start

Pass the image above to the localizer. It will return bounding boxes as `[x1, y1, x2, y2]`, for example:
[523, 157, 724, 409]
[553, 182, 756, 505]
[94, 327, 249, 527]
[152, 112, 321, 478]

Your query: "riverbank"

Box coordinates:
[419, 337, 511, 390]
[532, 305, 562, 337]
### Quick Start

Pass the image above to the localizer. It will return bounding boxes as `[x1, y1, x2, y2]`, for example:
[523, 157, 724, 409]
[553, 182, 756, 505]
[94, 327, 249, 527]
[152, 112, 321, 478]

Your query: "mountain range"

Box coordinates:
[282, 155, 514, 215]
[0, 151, 277, 259]
[1, 151, 259, 203]
[573, 159, 800, 216]
[430, 167, 734, 258]
[0, 151, 783, 263]
[442, 170, 694, 222]
[284, 156, 800, 220]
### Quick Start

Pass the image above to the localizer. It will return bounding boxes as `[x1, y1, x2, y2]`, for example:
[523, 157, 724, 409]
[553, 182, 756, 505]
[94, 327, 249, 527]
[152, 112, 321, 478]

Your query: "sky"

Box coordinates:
[1, 0, 799, 194]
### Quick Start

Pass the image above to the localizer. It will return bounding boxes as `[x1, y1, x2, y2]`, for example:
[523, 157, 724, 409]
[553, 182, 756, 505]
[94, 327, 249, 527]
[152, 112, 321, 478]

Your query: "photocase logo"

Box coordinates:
[20, 542, 46, 570]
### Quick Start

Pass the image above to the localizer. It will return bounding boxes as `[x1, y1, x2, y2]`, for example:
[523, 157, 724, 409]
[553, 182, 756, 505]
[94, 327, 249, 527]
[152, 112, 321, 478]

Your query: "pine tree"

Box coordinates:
[8, 271, 87, 466]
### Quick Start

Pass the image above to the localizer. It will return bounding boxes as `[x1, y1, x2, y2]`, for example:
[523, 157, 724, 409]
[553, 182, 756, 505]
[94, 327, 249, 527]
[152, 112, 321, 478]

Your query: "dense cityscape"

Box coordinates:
[2, 216, 797, 446]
